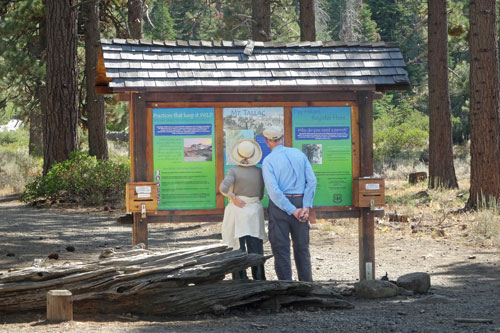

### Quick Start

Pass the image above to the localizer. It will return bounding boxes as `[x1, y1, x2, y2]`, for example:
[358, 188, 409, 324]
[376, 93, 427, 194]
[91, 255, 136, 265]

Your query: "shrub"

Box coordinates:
[20, 151, 130, 206]
[373, 94, 429, 166]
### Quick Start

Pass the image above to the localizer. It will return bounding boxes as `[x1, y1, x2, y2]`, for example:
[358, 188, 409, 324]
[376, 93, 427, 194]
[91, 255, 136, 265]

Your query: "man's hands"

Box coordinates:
[293, 207, 310, 222]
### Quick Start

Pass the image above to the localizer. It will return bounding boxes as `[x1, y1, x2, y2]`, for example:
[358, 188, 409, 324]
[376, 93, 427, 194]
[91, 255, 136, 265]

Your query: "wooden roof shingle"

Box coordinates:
[97, 39, 409, 92]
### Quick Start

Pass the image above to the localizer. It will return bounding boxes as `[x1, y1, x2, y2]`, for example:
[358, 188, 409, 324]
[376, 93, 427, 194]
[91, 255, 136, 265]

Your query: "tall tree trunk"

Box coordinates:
[29, 92, 44, 157]
[300, 0, 316, 41]
[467, 0, 500, 209]
[29, 4, 47, 157]
[252, 0, 271, 41]
[128, 0, 143, 39]
[44, 0, 79, 175]
[427, 0, 458, 189]
[340, 0, 362, 41]
[84, 0, 108, 160]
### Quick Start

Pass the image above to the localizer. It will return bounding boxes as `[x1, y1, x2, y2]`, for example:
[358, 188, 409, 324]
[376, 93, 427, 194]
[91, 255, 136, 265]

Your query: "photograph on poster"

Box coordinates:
[302, 144, 323, 165]
[183, 138, 213, 162]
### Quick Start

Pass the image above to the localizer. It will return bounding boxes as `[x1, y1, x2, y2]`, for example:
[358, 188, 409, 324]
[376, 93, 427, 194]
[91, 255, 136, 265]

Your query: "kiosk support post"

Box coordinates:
[131, 93, 150, 247]
[358, 91, 375, 280]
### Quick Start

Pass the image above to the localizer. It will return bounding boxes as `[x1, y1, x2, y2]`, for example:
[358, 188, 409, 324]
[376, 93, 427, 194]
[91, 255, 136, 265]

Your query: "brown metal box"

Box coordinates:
[353, 178, 385, 208]
[126, 182, 158, 214]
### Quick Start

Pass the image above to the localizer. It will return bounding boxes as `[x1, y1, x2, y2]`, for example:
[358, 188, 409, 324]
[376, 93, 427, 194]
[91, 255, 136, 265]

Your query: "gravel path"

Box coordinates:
[1, 196, 499, 332]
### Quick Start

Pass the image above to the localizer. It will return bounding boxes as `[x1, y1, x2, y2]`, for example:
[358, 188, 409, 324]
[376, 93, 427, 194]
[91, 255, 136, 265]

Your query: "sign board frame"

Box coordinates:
[134, 101, 361, 219]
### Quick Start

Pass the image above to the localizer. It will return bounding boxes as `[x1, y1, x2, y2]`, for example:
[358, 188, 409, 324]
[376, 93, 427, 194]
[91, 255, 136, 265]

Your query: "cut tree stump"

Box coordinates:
[47, 290, 73, 321]
[408, 172, 427, 184]
[0, 244, 353, 315]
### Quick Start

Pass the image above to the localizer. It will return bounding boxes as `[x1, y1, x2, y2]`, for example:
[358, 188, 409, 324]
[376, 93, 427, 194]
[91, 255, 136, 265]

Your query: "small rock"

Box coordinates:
[99, 248, 115, 259]
[6, 252, 15, 257]
[468, 255, 476, 259]
[48, 253, 59, 260]
[397, 272, 431, 294]
[415, 191, 430, 199]
[397, 311, 408, 316]
[354, 280, 399, 299]
[66, 246, 75, 252]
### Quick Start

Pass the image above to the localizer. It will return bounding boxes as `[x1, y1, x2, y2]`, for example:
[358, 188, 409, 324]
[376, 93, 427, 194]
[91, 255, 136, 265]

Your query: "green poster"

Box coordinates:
[152, 108, 216, 210]
[292, 107, 352, 206]
[222, 107, 284, 207]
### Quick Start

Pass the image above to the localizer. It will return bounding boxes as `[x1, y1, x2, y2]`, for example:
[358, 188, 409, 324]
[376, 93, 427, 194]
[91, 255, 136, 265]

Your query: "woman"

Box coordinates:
[220, 139, 267, 280]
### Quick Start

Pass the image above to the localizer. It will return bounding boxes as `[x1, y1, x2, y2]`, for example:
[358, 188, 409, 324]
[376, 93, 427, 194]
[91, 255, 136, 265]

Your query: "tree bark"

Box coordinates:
[252, 0, 271, 42]
[44, 0, 79, 175]
[300, 0, 316, 41]
[0, 245, 353, 315]
[84, 0, 108, 160]
[467, 0, 500, 209]
[29, 10, 47, 157]
[128, 0, 143, 39]
[427, 0, 458, 189]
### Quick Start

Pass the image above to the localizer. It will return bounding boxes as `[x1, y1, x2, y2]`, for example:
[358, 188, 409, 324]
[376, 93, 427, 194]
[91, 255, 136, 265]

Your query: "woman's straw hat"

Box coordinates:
[231, 139, 262, 166]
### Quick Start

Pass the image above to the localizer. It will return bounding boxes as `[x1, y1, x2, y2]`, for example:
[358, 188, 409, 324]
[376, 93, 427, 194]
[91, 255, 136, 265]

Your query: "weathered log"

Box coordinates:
[0, 244, 353, 315]
[75, 280, 354, 316]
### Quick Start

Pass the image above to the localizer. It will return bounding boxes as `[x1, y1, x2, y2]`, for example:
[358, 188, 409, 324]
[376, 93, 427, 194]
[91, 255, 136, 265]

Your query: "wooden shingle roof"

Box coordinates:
[97, 39, 409, 92]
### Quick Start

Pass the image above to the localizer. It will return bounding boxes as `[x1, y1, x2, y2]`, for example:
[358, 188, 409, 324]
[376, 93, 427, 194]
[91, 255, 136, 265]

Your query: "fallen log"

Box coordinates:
[0, 244, 353, 315]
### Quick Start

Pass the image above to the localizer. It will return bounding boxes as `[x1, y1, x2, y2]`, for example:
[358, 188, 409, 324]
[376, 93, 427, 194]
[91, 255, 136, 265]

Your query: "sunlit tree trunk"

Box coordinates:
[300, 0, 316, 41]
[44, 0, 79, 174]
[427, 0, 458, 189]
[340, 0, 362, 41]
[252, 0, 271, 41]
[84, 0, 108, 160]
[467, 0, 500, 209]
[128, 0, 143, 39]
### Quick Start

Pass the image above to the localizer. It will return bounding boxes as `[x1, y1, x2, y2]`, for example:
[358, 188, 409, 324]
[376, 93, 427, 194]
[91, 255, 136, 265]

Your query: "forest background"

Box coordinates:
[0, 0, 499, 232]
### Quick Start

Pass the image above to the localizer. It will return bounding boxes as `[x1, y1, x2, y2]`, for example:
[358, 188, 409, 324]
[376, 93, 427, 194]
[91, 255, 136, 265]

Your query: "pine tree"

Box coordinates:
[143, 0, 175, 41]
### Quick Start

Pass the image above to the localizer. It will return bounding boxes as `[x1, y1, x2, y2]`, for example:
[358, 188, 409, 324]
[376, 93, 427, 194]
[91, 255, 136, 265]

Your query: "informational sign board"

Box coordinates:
[292, 107, 353, 206]
[222, 107, 284, 207]
[152, 108, 216, 210]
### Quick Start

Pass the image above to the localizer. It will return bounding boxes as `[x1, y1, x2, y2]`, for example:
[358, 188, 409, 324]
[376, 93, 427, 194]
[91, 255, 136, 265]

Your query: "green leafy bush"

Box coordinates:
[20, 151, 130, 205]
[373, 94, 429, 166]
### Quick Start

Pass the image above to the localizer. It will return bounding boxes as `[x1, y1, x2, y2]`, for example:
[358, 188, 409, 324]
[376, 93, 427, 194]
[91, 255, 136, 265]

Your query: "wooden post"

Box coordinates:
[47, 290, 73, 321]
[358, 91, 375, 280]
[133, 212, 148, 247]
[130, 92, 150, 247]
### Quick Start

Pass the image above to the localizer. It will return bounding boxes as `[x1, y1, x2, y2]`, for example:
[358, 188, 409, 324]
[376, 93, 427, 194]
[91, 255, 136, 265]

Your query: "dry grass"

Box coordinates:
[0, 147, 42, 196]
[380, 156, 500, 247]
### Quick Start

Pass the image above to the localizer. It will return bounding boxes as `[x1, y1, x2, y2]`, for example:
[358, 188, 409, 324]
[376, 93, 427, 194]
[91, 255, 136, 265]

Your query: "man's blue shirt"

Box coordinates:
[262, 145, 317, 215]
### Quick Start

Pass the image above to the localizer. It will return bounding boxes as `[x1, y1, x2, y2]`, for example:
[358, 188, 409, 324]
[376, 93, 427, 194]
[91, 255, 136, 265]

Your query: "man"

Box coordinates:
[262, 126, 317, 282]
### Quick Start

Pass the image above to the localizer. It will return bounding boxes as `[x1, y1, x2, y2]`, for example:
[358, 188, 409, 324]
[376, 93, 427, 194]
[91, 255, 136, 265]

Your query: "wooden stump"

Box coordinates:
[408, 172, 427, 184]
[47, 290, 73, 321]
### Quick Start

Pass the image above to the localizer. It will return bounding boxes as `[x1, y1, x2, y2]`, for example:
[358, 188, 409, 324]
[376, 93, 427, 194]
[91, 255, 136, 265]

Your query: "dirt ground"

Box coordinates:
[1, 194, 500, 332]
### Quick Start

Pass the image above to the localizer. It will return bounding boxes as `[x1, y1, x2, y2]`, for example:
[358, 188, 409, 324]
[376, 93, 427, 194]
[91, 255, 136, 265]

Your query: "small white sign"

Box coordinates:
[366, 262, 373, 280]
[365, 183, 380, 190]
[137, 193, 151, 198]
[136, 186, 152, 194]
